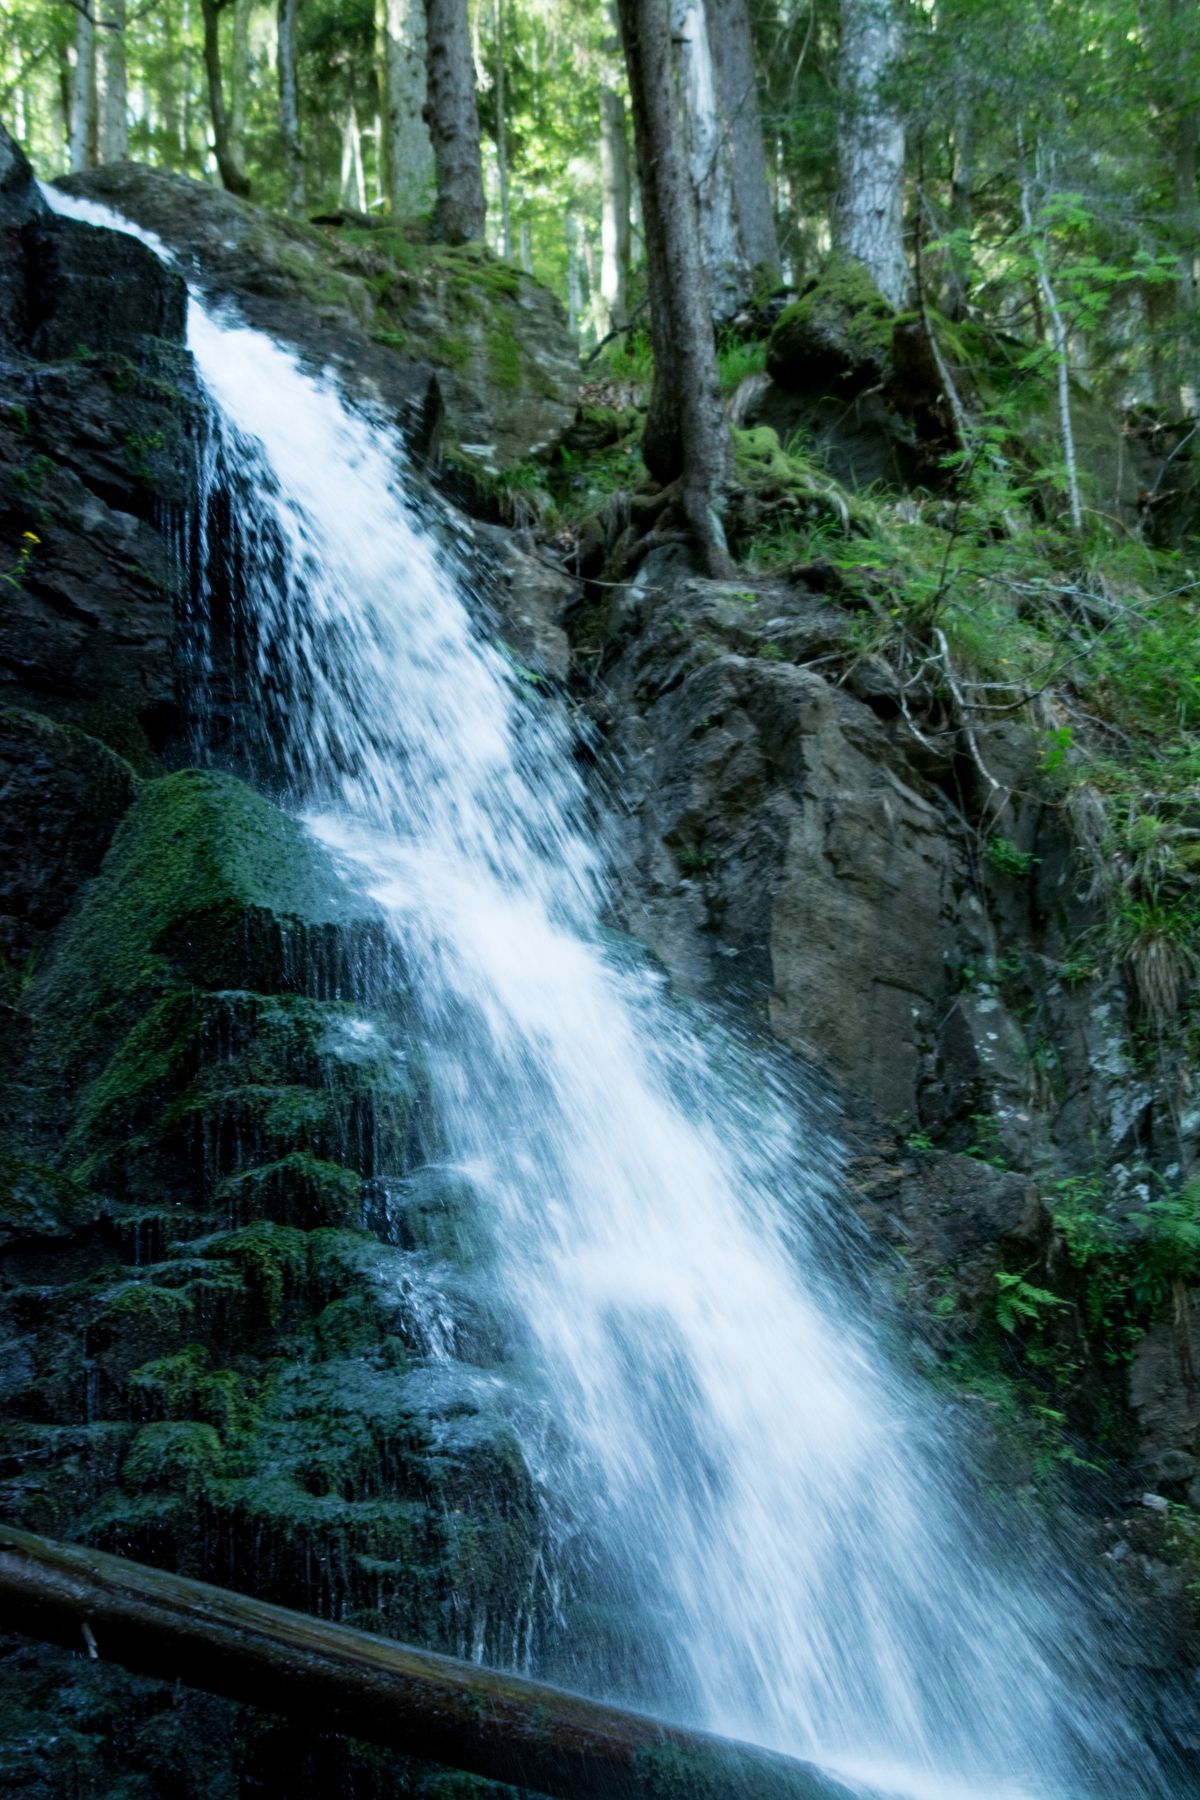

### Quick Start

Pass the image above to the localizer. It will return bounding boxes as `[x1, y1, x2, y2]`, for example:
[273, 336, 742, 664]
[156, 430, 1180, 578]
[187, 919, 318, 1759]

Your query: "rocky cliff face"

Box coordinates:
[2, 124, 1200, 1791]
[0, 134, 542, 1799]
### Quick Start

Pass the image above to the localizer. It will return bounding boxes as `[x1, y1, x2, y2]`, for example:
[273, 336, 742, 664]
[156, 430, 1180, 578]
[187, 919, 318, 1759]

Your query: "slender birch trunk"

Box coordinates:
[834, 0, 908, 308]
[600, 83, 632, 329]
[493, 0, 512, 257]
[1018, 144, 1082, 534]
[341, 105, 367, 210]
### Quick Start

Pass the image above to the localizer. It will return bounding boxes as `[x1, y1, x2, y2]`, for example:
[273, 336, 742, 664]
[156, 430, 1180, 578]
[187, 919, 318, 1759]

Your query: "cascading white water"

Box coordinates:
[49, 187, 1175, 1800]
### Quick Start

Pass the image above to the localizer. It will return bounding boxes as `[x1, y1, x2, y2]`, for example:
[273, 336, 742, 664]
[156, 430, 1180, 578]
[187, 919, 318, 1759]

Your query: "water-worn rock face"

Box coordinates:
[59, 163, 577, 472]
[4, 116, 1200, 1784]
[568, 543, 1200, 1764]
[0, 127, 537, 1799]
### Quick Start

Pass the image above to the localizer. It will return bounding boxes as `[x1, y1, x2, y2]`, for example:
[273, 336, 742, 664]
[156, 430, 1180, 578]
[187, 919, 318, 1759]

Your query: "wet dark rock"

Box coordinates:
[26, 219, 186, 361]
[59, 162, 578, 471]
[0, 709, 136, 966]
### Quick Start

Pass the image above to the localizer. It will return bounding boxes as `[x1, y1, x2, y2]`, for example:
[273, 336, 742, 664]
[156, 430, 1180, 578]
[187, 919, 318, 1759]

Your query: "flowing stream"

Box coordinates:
[48, 187, 1175, 1800]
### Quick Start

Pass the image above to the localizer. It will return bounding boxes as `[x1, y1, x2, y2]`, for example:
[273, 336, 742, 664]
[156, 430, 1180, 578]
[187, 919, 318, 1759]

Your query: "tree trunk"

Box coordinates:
[202, 0, 251, 195]
[278, 0, 306, 217]
[617, 0, 732, 575]
[1170, 7, 1200, 412]
[383, 0, 435, 218]
[68, 6, 96, 174]
[341, 104, 368, 210]
[97, 0, 129, 163]
[0, 1524, 847, 1800]
[492, 0, 513, 257]
[945, 96, 973, 319]
[834, 0, 908, 308]
[566, 206, 583, 334]
[704, 0, 778, 279]
[671, 0, 745, 318]
[229, 0, 252, 178]
[1018, 147, 1082, 534]
[600, 82, 631, 330]
[423, 0, 486, 243]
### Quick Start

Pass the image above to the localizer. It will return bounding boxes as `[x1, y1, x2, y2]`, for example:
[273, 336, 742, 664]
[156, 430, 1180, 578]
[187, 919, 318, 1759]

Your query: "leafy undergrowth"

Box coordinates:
[521, 313, 1200, 1058]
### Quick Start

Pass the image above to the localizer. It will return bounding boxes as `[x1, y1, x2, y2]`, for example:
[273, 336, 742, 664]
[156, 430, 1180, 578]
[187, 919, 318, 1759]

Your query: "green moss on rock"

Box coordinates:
[767, 254, 896, 393]
[122, 1419, 226, 1494]
[32, 769, 382, 1083]
[219, 1151, 362, 1229]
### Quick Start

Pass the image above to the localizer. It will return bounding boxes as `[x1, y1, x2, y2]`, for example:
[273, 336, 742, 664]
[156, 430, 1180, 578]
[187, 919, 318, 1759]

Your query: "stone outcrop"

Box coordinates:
[0, 126, 536, 1800]
[58, 164, 577, 472]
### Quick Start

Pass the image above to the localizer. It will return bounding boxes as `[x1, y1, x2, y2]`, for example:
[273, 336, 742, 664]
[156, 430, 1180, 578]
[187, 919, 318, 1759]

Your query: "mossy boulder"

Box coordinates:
[60, 165, 578, 472]
[767, 254, 896, 394]
[30, 768, 389, 1087]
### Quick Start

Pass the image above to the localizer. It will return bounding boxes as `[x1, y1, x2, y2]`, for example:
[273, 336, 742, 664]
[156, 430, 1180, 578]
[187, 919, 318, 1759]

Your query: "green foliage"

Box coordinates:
[995, 1271, 1069, 1334]
[985, 836, 1037, 878]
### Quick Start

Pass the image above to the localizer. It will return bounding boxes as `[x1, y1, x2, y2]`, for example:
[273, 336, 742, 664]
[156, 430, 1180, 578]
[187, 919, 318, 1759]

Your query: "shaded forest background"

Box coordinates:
[2, 0, 1198, 406]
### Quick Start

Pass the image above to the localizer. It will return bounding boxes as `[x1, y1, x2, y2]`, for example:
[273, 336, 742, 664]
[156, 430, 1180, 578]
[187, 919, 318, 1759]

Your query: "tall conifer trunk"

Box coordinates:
[202, 0, 251, 195]
[704, 0, 778, 279]
[278, 0, 306, 217]
[97, 0, 129, 163]
[616, 0, 732, 575]
[383, 0, 435, 218]
[423, 0, 486, 243]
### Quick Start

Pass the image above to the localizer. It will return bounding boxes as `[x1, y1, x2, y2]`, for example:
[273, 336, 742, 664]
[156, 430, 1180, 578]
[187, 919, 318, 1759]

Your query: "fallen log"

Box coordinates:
[0, 1523, 862, 1799]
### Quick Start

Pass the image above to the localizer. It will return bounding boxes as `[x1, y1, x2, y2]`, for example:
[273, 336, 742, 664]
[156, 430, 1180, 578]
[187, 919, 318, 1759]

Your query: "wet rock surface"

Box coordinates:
[3, 117, 1200, 1787]
[0, 127, 537, 1799]
[59, 162, 577, 471]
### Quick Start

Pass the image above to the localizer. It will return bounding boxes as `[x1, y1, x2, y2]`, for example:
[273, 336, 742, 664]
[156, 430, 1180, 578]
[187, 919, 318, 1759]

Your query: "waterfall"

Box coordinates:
[46, 186, 1174, 1800]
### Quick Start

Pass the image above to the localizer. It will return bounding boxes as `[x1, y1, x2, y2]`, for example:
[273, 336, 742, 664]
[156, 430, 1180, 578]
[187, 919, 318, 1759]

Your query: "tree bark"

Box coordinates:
[278, 0, 306, 217]
[1018, 147, 1082, 534]
[492, 0, 513, 257]
[566, 205, 584, 334]
[68, 6, 96, 174]
[834, 0, 908, 309]
[0, 1524, 849, 1800]
[599, 84, 632, 330]
[672, 0, 745, 318]
[1169, 0, 1200, 411]
[704, 0, 778, 279]
[945, 95, 973, 320]
[599, 3, 632, 331]
[341, 104, 368, 210]
[229, 0, 252, 179]
[617, 0, 732, 575]
[202, 0, 251, 195]
[382, 0, 435, 218]
[423, 0, 487, 243]
[97, 0, 129, 164]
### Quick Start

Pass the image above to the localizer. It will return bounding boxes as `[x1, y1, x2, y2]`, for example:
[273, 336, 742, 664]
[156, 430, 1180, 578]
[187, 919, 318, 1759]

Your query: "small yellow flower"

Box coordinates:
[21, 531, 40, 544]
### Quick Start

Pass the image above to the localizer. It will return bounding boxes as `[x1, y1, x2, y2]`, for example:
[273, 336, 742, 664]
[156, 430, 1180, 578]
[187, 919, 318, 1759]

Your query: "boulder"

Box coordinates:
[60, 164, 579, 470]
[766, 254, 895, 395]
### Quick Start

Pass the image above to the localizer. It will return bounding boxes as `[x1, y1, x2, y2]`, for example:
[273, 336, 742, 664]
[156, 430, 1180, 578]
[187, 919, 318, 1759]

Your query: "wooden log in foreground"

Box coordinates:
[0, 1523, 862, 1800]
